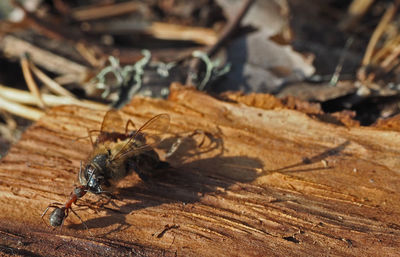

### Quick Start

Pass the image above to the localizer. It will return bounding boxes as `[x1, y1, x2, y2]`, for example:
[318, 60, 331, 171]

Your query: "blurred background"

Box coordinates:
[0, 0, 399, 156]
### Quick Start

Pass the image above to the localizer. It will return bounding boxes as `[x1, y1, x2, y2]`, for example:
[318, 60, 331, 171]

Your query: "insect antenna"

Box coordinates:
[74, 129, 101, 142]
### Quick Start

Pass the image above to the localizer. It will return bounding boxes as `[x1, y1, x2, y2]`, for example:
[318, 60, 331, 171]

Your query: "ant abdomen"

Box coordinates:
[49, 208, 65, 227]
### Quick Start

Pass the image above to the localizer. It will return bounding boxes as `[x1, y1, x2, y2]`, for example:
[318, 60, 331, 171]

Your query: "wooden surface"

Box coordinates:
[0, 84, 400, 256]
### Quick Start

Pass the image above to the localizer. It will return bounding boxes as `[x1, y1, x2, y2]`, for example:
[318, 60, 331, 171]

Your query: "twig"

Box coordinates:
[10, 0, 105, 68]
[87, 21, 217, 46]
[75, 42, 105, 67]
[330, 37, 354, 86]
[0, 110, 17, 130]
[0, 110, 20, 145]
[371, 34, 400, 64]
[1, 35, 89, 76]
[387, 58, 400, 76]
[339, 0, 375, 31]
[0, 95, 44, 121]
[20, 54, 46, 109]
[207, 0, 255, 57]
[381, 44, 400, 70]
[147, 22, 217, 46]
[52, 0, 71, 16]
[186, 0, 255, 86]
[54, 74, 84, 85]
[10, 0, 67, 41]
[29, 62, 77, 98]
[361, 3, 398, 66]
[71, 1, 145, 21]
[0, 84, 109, 111]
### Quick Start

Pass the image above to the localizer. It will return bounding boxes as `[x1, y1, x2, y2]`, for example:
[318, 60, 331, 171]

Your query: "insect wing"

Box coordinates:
[111, 114, 170, 161]
[133, 113, 170, 146]
[100, 109, 125, 134]
[92, 109, 133, 146]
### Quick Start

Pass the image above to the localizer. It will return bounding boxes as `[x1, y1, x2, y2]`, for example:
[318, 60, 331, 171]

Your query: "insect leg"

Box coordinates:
[57, 207, 69, 233]
[96, 190, 114, 207]
[41, 203, 63, 228]
[74, 202, 97, 213]
[70, 208, 92, 236]
[125, 119, 136, 135]
[86, 129, 101, 148]
[74, 129, 101, 147]
[78, 161, 84, 184]
[41, 203, 63, 218]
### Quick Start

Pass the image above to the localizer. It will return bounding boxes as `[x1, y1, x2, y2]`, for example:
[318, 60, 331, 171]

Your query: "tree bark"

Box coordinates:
[0, 84, 399, 256]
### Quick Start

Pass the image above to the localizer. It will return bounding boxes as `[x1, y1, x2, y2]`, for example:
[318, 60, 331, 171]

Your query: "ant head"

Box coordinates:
[49, 207, 66, 227]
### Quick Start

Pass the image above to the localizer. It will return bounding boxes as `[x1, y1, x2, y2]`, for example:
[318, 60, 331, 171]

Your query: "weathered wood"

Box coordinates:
[0, 84, 400, 256]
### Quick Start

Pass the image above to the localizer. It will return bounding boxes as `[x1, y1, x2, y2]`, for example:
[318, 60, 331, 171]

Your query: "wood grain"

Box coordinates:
[0, 84, 399, 256]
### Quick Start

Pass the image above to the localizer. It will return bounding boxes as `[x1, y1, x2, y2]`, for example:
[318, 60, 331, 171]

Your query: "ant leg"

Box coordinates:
[60, 208, 68, 231]
[41, 203, 63, 228]
[125, 119, 136, 135]
[69, 208, 93, 236]
[41, 203, 63, 218]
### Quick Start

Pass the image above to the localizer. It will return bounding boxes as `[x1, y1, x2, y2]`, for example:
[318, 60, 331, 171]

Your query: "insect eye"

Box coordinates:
[85, 165, 96, 178]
